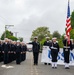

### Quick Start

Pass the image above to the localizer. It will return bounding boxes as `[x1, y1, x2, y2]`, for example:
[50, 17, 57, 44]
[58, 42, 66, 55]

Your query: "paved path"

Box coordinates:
[0, 52, 74, 75]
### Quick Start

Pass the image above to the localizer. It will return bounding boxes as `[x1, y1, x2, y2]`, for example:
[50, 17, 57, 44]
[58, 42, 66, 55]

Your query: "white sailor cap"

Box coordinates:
[34, 36, 38, 39]
[46, 37, 50, 39]
[17, 40, 20, 42]
[56, 41, 58, 43]
[4, 38, 8, 40]
[52, 37, 57, 40]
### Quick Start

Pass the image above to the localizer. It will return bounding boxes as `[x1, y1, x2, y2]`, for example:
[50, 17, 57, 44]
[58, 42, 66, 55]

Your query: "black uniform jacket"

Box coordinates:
[16, 45, 21, 53]
[50, 42, 59, 52]
[44, 41, 51, 48]
[63, 39, 73, 50]
[2, 43, 10, 53]
[29, 41, 40, 52]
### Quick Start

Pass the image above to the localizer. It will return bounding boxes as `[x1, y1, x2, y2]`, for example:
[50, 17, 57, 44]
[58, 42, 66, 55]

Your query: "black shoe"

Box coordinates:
[17, 63, 20, 65]
[36, 63, 38, 65]
[65, 67, 70, 69]
[55, 67, 57, 69]
[52, 67, 54, 69]
[44, 63, 47, 65]
[48, 63, 51, 65]
[34, 63, 36, 65]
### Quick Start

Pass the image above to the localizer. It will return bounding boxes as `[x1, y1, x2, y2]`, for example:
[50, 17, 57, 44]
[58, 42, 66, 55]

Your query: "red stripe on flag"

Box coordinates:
[66, 27, 71, 33]
[66, 18, 70, 23]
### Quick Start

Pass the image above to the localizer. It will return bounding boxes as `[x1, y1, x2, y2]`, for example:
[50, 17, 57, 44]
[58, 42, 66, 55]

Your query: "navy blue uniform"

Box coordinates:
[44, 41, 51, 48]
[20, 45, 27, 62]
[2, 43, 10, 64]
[29, 41, 40, 65]
[20, 45, 23, 62]
[50, 42, 59, 62]
[22, 45, 27, 61]
[16, 45, 21, 64]
[11, 44, 16, 61]
[44, 41, 51, 65]
[8, 43, 12, 63]
[63, 39, 73, 63]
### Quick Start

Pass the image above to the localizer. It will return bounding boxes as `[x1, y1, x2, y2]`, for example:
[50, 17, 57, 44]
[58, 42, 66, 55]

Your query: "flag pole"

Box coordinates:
[68, 0, 70, 6]
[68, 0, 69, 1]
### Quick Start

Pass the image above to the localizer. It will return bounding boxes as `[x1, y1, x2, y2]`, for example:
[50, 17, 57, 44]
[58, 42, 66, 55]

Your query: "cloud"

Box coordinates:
[0, 0, 74, 41]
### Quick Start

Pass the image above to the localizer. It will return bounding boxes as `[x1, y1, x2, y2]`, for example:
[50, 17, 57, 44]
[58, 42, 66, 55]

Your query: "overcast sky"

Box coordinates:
[0, 0, 74, 42]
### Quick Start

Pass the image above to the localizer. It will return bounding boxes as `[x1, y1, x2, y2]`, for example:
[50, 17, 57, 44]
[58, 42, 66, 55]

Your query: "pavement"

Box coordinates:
[0, 52, 74, 75]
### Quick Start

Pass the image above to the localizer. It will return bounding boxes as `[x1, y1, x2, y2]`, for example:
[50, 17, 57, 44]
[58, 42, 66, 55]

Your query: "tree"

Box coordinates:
[18, 37, 23, 42]
[1, 30, 18, 41]
[70, 29, 74, 39]
[71, 11, 74, 29]
[30, 26, 51, 42]
[52, 31, 61, 39]
[58, 39, 63, 48]
[8, 36, 18, 41]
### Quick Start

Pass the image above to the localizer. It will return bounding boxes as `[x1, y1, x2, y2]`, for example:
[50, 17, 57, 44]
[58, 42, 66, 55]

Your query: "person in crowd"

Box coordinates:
[8, 39, 12, 63]
[11, 41, 16, 62]
[63, 35, 73, 69]
[50, 37, 59, 69]
[21, 42, 27, 61]
[0, 38, 27, 64]
[28, 37, 40, 65]
[2, 38, 10, 64]
[16, 40, 21, 64]
[20, 42, 23, 62]
[43, 37, 51, 65]
[1, 40, 4, 62]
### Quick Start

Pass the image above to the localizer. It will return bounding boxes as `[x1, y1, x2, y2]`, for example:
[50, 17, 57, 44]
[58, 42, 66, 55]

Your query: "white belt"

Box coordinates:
[51, 47, 57, 49]
[64, 46, 70, 48]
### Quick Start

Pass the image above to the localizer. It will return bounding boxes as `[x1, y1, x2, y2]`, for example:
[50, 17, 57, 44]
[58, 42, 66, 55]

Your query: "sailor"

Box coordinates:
[16, 40, 21, 64]
[21, 42, 27, 61]
[2, 38, 10, 64]
[13, 41, 17, 60]
[50, 37, 59, 69]
[20, 42, 23, 62]
[8, 39, 12, 63]
[28, 37, 40, 65]
[44, 37, 51, 65]
[63, 35, 73, 69]
[11, 41, 16, 62]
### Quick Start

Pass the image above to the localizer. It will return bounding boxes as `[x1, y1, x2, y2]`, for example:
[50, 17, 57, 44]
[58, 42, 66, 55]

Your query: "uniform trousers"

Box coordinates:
[16, 52, 21, 64]
[51, 49, 58, 62]
[63, 48, 70, 63]
[4, 52, 9, 64]
[33, 52, 39, 65]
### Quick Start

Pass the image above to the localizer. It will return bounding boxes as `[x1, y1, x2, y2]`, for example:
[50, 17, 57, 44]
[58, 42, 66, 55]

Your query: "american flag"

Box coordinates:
[66, 0, 72, 44]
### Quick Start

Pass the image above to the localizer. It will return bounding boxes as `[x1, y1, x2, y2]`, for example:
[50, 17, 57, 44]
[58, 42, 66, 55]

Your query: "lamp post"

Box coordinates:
[4, 25, 14, 38]
[13, 32, 18, 38]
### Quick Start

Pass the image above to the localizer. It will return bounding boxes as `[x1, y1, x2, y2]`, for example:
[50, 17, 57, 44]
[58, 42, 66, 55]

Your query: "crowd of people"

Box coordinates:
[29, 35, 73, 69]
[0, 38, 27, 64]
[43, 35, 73, 69]
[0, 35, 74, 69]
